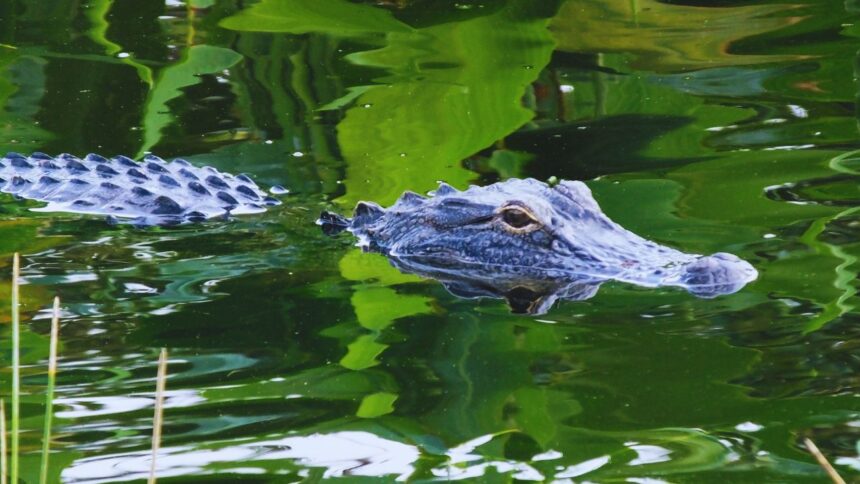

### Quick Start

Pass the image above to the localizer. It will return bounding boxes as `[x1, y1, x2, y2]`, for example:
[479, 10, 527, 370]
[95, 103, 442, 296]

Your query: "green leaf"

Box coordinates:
[139, 45, 242, 155]
[335, 3, 556, 206]
[219, 0, 413, 35]
[189, 0, 215, 8]
[356, 392, 398, 418]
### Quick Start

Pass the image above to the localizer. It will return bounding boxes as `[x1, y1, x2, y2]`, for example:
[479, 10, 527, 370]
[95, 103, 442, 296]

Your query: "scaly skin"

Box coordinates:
[0, 152, 283, 225]
[319, 178, 758, 314]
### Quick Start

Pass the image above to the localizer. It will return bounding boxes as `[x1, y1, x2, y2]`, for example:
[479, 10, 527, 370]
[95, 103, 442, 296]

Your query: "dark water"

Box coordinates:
[1, 0, 859, 481]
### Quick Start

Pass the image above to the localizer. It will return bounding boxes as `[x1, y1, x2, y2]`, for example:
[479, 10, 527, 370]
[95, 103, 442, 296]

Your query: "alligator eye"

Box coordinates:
[501, 207, 537, 229]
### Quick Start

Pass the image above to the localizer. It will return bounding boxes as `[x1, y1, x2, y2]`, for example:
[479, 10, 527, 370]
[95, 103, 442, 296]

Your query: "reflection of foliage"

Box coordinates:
[338, 250, 430, 373]
[1, 0, 859, 480]
[550, 0, 802, 72]
[84, 0, 154, 86]
[139, 45, 242, 155]
[220, 0, 412, 36]
[222, 0, 561, 206]
[790, 150, 860, 333]
[335, 1, 559, 205]
[207, 31, 345, 193]
[0, 52, 52, 151]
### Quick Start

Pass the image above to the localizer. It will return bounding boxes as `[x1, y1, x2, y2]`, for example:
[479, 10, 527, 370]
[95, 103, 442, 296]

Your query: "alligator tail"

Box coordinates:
[0, 152, 282, 225]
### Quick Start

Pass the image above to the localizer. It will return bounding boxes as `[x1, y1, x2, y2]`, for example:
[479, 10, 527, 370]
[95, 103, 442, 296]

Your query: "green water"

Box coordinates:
[0, 0, 859, 481]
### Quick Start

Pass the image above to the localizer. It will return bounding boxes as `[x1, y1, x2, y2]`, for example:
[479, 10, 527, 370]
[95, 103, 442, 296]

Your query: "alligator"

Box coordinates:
[0, 152, 283, 225]
[0, 153, 757, 314]
[319, 178, 758, 314]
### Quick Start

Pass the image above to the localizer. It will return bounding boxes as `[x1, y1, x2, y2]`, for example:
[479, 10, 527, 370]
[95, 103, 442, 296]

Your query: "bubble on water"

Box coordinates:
[735, 421, 763, 432]
[292, 151, 304, 157]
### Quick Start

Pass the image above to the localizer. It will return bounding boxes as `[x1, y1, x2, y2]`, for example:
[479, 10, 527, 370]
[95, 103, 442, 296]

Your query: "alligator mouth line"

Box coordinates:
[390, 251, 756, 290]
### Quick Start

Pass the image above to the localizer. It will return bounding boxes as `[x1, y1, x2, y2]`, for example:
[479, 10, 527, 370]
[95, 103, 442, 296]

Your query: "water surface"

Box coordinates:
[0, 0, 859, 481]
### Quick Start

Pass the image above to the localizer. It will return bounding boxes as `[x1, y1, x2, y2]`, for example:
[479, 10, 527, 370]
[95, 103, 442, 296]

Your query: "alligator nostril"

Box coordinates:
[681, 253, 757, 298]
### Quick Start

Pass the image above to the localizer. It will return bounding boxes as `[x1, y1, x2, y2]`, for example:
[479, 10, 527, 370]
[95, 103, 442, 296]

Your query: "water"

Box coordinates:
[1, 0, 859, 481]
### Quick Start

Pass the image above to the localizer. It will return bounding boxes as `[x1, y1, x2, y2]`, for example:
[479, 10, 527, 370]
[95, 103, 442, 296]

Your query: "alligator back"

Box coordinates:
[0, 152, 282, 225]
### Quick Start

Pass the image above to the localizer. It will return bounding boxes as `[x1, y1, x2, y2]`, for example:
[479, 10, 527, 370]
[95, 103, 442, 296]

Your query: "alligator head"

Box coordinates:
[319, 178, 757, 314]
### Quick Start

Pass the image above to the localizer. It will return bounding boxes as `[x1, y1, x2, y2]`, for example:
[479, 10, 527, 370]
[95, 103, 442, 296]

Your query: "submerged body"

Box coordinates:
[0, 152, 281, 225]
[320, 178, 757, 314]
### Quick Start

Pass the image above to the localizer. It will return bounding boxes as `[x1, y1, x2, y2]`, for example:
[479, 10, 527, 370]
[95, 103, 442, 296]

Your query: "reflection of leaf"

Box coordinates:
[340, 279, 431, 369]
[550, 0, 802, 72]
[338, 250, 431, 371]
[84, 0, 153, 86]
[789, 150, 860, 333]
[339, 249, 423, 285]
[356, 392, 398, 418]
[486, 149, 533, 180]
[341, 334, 388, 370]
[201, 366, 397, 402]
[220, 0, 412, 35]
[351, 287, 431, 331]
[335, 2, 557, 205]
[317, 85, 375, 111]
[0, 56, 53, 150]
[139, 45, 242, 155]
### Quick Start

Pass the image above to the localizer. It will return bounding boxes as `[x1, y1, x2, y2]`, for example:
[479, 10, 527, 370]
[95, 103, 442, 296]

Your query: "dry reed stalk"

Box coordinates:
[10, 254, 19, 484]
[1, 399, 6, 484]
[803, 437, 846, 484]
[38, 297, 60, 484]
[148, 348, 168, 484]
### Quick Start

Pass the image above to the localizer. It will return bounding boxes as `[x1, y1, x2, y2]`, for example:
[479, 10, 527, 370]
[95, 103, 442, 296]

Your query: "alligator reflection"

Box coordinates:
[389, 257, 600, 315]
[320, 178, 757, 314]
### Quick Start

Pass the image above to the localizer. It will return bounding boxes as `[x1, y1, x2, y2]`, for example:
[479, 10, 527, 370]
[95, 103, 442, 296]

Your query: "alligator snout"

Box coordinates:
[677, 252, 758, 298]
